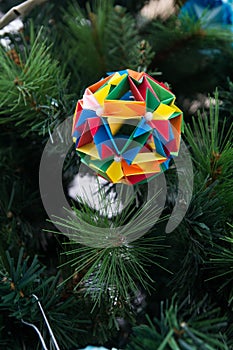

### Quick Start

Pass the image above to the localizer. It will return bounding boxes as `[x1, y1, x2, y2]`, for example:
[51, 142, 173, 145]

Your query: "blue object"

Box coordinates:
[179, 0, 233, 29]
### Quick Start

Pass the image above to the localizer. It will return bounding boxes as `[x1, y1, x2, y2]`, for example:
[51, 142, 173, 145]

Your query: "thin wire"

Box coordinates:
[21, 319, 48, 350]
[32, 294, 61, 350]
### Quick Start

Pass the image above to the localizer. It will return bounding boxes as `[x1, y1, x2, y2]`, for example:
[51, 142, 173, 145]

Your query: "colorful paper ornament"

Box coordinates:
[72, 69, 183, 185]
[179, 0, 233, 29]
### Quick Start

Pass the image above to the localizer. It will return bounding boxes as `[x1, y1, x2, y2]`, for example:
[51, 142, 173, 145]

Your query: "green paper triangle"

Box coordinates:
[106, 75, 129, 100]
[131, 77, 141, 86]
[91, 159, 113, 172]
[78, 152, 90, 165]
[121, 131, 150, 154]
[169, 111, 181, 119]
[146, 88, 160, 112]
[134, 132, 150, 147]
[147, 77, 174, 105]
[94, 169, 110, 181]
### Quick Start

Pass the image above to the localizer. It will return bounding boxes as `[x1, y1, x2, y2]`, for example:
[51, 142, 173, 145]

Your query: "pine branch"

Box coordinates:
[166, 166, 233, 300]
[147, 13, 233, 57]
[145, 13, 233, 96]
[105, 5, 142, 71]
[126, 296, 229, 350]
[0, 248, 89, 349]
[185, 94, 232, 174]
[0, 22, 71, 137]
[61, 0, 113, 86]
[0, 178, 36, 249]
[164, 94, 232, 300]
[205, 224, 233, 309]
[185, 92, 233, 216]
[61, 1, 156, 88]
[48, 187, 169, 308]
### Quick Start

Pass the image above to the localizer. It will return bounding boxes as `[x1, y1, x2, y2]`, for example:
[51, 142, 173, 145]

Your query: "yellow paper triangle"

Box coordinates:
[170, 102, 182, 113]
[94, 84, 111, 105]
[136, 161, 161, 174]
[77, 143, 100, 159]
[147, 138, 156, 151]
[106, 161, 124, 182]
[132, 152, 166, 164]
[107, 117, 124, 135]
[108, 72, 127, 85]
[153, 103, 175, 120]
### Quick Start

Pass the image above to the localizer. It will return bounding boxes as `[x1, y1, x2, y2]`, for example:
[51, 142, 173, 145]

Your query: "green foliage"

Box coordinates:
[219, 78, 233, 111]
[185, 93, 233, 216]
[0, 141, 40, 256]
[61, 1, 155, 88]
[144, 13, 233, 99]
[0, 249, 45, 316]
[163, 95, 232, 302]
[0, 1, 233, 348]
[50, 187, 169, 309]
[0, 248, 90, 349]
[148, 12, 233, 52]
[115, 0, 149, 13]
[0, 176, 36, 249]
[104, 5, 151, 72]
[126, 297, 228, 350]
[60, 238, 163, 305]
[167, 182, 225, 299]
[206, 224, 233, 310]
[0, 23, 71, 137]
[61, 0, 111, 85]
[185, 95, 230, 173]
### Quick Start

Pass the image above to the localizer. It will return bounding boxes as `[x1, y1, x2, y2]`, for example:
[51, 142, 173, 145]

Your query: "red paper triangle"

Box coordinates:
[137, 77, 159, 100]
[151, 120, 169, 141]
[72, 101, 83, 133]
[165, 138, 178, 153]
[88, 117, 101, 137]
[77, 121, 93, 147]
[144, 74, 171, 92]
[126, 173, 147, 184]
[126, 172, 156, 185]
[101, 144, 115, 158]
[128, 77, 144, 101]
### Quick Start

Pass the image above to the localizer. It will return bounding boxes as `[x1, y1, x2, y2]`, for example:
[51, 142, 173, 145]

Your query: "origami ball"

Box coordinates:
[72, 69, 183, 185]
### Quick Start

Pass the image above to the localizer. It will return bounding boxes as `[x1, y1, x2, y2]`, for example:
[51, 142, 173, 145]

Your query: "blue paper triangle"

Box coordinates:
[153, 130, 167, 157]
[122, 146, 141, 164]
[160, 159, 171, 171]
[120, 91, 134, 101]
[76, 109, 97, 127]
[107, 69, 128, 76]
[134, 119, 152, 137]
[73, 129, 81, 140]
[101, 118, 120, 153]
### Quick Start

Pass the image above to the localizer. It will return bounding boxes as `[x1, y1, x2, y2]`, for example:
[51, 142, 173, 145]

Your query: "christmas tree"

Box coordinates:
[0, 1, 232, 349]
